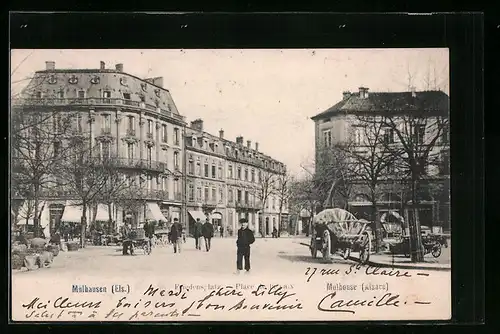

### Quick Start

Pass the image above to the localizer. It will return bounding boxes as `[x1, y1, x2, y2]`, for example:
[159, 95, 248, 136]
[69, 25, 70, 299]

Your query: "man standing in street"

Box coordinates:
[236, 218, 255, 274]
[202, 218, 214, 252]
[193, 218, 203, 250]
[143, 219, 155, 251]
[170, 218, 183, 253]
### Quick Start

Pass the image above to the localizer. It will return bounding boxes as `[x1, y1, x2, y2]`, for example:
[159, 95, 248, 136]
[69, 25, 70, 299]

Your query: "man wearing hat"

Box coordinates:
[202, 218, 214, 252]
[170, 218, 183, 253]
[236, 218, 255, 273]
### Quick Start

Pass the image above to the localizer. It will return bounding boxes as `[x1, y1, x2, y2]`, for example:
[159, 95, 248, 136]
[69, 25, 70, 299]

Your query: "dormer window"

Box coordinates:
[35, 91, 42, 98]
[122, 92, 131, 100]
[77, 90, 86, 98]
[103, 90, 111, 98]
[139, 95, 146, 102]
[58, 90, 64, 99]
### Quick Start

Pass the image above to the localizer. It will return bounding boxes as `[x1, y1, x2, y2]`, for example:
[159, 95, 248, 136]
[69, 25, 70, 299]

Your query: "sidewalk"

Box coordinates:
[351, 253, 451, 271]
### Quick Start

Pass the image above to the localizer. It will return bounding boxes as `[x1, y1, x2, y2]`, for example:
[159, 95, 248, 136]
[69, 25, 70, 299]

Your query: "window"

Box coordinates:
[101, 142, 110, 161]
[212, 188, 216, 202]
[272, 198, 275, 210]
[103, 91, 111, 98]
[146, 146, 153, 162]
[228, 189, 233, 202]
[74, 114, 83, 133]
[139, 95, 145, 102]
[251, 169, 255, 182]
[53, 114, 62, 133]
[189, 184, 195, 201]
[162, 124, 167, 142]
[188, 160, 194, 175]
[196, 162, 201, 176]
[35, 91, 42, 98]
[204, 187, 209, 201]
[174, 179, 180, 196]
[147, 175, 153, 191]
[245, 191, 249, 203]
[174, 152, 179, 169]
[148, 120, 154, 135]
[228, 165, 233, 178]
[53, 142, 60, 158]
[323, 130, 332, 147]
[354, 127, 364, 145]
[123, 92, 131, 100]
[258, 171, 262, 183]
[440, 150, 450, 175]
[102, 114, 111, 132]
[441, 127, 449, 144]
[414, 124, 425, 144]
[219, 188, 223, 203]
[244, 169, 248, 181]
[204, 163, 209, 177]
[58, 90, 64, 99]
[383, 128, 394, 145]
[127, 143, 134, 159]
[218, 166, 223, 179]
[197, 187, 202, 201]
[237, 167, 242, 179]
[174, 128, 179, 145]
[237, 190, 242, 202]
[77, 90, 85, 98]
[211, 165, 216, 178]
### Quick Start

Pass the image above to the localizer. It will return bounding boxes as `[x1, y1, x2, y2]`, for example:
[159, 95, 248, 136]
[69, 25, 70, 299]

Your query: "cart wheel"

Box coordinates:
[359, 231, 371, 264]
[342, 248, 351, 260]
[322, 230, 331, 261]
[431, 243, 441, 258]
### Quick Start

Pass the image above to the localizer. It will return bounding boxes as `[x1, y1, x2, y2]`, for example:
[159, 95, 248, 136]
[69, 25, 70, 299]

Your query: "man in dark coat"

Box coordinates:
[121, 223, 133, 255]
[143, 219, 155, 250]
[236, 218, 255, 273]
[201, 218, 214, 252]
[170, 218, 183, 253]
[193, 218, 203, 250]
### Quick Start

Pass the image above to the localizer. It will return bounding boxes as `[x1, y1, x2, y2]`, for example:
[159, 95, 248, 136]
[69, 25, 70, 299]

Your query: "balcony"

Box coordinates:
[235, 200, 262, 210]
[126, 128, 136, 137]
[113, 158, 166, 173]
[14, 97, 186, 123]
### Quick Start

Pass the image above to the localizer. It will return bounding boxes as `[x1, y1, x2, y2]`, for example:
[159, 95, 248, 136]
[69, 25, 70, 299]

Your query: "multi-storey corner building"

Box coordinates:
[11, 61, 288, 237]
[184, 118, 288, 237]
[12, 61, 187, 234]
[311, 87, 450, 231]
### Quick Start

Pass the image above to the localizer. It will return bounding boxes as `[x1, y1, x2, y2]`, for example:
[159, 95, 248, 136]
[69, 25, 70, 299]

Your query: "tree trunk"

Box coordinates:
[33, 182, 40, 237]
[410, 178, 424, 262]
[108, 202, 113, 234]
[80, 201, 87, 248]
[371, 202, 381, 253]
[278, 204, 283, 233]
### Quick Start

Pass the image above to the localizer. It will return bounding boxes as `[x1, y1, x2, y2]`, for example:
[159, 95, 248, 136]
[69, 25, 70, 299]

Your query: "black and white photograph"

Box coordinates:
[10, 48, 451, 321]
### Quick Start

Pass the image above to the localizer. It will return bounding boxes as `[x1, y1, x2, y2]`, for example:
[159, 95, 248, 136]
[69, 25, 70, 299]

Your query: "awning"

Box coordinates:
[189, 210, 207, 222]
[211, 212, 222, 219]
[61, 201, 84, 223]
[95, 204, 110, 222]
[146, 202, 168, 222]
[16, 201, 46, 225]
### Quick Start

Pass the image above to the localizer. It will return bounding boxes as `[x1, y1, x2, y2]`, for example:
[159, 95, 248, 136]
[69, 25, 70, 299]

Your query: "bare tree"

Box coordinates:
[276, 172, 292, 233]
[11, 108, 78, 237]
[252, 169, 278, 235]
[58, 140, 110, 247]
[339, 115, 399, 251]
[380, 107, 448, 262]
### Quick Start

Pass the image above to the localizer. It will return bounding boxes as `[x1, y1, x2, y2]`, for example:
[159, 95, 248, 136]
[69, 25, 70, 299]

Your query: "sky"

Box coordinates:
[10, 48, 449, 177]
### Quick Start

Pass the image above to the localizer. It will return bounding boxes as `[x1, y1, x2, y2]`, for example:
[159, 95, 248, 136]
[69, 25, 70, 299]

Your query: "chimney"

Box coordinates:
[45, 61, 55, 70]
[410, 86, 417, 98]
[359, 87, 369, 99]
[115, 63, 124, 72]
[219, 129, 224, 139]
[153, 77, 164, 88]
[255, 142, 259, 152]
[247, 140, 251, 148]
[100, 61, 105, 70]
[236, 136, 244, 145]
[190, 119, 204, 132]
[342, 91, 351, 100]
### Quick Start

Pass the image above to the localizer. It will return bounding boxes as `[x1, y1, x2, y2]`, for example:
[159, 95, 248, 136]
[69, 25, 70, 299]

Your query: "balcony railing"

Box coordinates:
[14, 97, 186, 123]
[235, 200, 262, 210]
[113, 158, 166, 173]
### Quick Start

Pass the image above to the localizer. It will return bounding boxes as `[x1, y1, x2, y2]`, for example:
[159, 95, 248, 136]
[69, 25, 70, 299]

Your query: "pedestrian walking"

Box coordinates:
[121, 222, 133, 255]
[170, 218, 183, 253]
[220, 226, 224, 238]
[143, 219, 155, 251]
[236, 218, 255, 274]
[193, 218, 203, 250]
[202, 218, 214, 252]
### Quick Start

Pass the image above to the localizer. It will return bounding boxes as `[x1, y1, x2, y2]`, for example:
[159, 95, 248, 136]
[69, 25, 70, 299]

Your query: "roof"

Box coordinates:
[311, 90, 449, 121]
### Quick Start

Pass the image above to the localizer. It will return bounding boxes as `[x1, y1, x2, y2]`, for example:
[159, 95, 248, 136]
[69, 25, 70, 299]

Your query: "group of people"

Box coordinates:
[119, 217, 256, 274]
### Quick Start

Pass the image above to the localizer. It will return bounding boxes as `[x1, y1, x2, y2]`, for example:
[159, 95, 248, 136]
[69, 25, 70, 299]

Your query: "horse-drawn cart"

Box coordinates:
[309, 208, 372, 264]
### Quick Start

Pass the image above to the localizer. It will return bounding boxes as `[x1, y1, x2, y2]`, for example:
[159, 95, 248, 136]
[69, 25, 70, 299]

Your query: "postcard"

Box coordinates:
[10, 48, 451, 322]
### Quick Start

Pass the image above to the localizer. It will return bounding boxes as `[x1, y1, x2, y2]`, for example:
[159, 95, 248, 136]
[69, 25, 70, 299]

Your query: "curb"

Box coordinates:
[350, 256, 451, 271]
